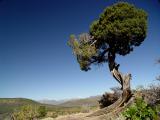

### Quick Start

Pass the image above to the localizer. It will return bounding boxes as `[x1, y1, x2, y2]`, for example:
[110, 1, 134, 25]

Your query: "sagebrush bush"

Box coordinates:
[11, 105, 47, 120]
[123, 97, 158, 120]
[145, 84, 160, 105]
[99, 87, 121, 108]
[38, 106, 47, 117]
[11, 105, 39, 120]
[99, 92, 119, 108]
[135, 84, 160, 106]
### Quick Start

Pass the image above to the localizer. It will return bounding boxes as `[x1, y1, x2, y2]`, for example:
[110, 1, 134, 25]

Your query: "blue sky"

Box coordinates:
[0, 0, 160, 100]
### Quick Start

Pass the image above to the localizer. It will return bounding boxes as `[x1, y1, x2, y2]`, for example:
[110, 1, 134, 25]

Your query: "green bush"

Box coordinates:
[12, 105, 48, 119]
[123, 98, 158, 120]
[38, 106, 47, 117]
[12, 105, 39, 120]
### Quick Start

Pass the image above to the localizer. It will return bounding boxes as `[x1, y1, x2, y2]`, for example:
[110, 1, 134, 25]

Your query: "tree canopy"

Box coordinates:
[68, 2, 147, 71]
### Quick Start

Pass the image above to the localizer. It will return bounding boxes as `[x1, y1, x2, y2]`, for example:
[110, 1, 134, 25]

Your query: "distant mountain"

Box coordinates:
[38, 96, 101, 107]
[58, 96, 101, 107]
[38, 99, 67, 105]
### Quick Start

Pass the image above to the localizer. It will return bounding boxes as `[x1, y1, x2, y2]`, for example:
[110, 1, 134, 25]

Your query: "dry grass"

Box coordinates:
[55, 113, 89, 120]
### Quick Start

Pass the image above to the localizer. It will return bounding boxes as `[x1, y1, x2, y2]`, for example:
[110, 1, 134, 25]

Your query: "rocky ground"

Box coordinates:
[41, 107, 125, 120]
[41, 97, 135, 120]
[42, 112, 125, 120]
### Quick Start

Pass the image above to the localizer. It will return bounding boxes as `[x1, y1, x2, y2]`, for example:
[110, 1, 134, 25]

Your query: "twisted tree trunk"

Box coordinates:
[87, 52, 132, 117]
[108, 51, 132, 106]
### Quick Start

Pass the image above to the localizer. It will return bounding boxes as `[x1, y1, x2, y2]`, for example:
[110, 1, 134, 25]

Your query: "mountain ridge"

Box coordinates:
[38, 95, 101, 107]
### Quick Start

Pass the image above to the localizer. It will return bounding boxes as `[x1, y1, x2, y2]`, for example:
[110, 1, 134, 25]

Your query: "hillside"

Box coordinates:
[59, 96, 100, 107]
[0, 97, 97, 120]
[0, 98, 40, 119]
[0, 98, 39, 105]
[0, 98, 39, 112]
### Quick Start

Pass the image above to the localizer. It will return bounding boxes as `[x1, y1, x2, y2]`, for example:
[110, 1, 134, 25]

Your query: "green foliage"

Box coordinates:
[123, 98, 158, 120]
[12, 105, 39, 120]
[68, 34, 97, 58]
[68, 2, 148, 71]
[38, 105, 47, 117]
[12, 105, 47, 119]
[0, 98, 40, 119]
[68, 33, 97, 71]
[90, 2, 147, 56]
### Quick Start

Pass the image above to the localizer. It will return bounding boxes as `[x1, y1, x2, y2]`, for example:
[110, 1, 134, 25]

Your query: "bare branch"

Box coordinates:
[156, 76, 160, 81]
[90, 40, 97, 46]
[156, 59, 160, 81]
[157, 59, 160, 64]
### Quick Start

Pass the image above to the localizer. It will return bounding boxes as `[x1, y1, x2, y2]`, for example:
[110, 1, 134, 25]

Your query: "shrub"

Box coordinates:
[135, 84, 160, 106]
[51, 112, 58, 118]
[12, 105, 39, 120]
[123, 97, 158, 120]
[146, 84, 160, 104]
[99, 92, 119, 108]
[99, 87, 121, 108]
[38, 106, 47, 117]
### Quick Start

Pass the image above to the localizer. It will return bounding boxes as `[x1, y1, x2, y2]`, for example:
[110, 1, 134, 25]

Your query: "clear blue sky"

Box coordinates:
[0, 0, 160, 100]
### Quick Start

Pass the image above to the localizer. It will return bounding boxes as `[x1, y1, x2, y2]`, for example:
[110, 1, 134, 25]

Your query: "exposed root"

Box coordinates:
[86, 95, 135, 119]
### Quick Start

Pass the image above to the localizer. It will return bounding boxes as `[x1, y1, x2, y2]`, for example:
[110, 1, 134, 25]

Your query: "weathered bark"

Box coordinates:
[87, 52, 132, 117]
[87, 72, 132, 117]
[108, 51, 132, 107]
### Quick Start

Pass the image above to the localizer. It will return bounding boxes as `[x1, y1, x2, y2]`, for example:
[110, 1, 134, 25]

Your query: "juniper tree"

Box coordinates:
[68, 2, 147, 106]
